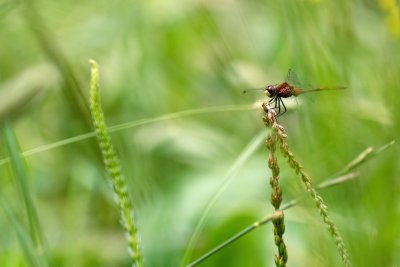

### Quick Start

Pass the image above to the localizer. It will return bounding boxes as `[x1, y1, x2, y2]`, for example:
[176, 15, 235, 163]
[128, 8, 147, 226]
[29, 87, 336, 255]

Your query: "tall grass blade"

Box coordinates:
[2, 122, 48, 267]
[1, 198, 40, 267]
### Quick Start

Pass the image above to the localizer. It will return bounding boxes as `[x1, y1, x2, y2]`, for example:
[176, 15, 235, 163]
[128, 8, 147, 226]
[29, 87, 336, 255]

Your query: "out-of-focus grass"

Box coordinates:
[0, 0, 399, 266]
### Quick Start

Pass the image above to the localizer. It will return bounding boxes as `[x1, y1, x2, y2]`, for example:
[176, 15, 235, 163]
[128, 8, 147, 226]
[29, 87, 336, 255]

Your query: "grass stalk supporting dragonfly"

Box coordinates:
[265, 113, 287, 266]
[188, 137, 396, 266]
[187, 141, 395, 267]
[262, 102, 351, 267]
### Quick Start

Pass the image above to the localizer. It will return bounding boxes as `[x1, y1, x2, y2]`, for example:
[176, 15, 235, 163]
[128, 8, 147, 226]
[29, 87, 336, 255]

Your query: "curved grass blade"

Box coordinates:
[180, 130, 266, 267]
[0, 104, 255, 166]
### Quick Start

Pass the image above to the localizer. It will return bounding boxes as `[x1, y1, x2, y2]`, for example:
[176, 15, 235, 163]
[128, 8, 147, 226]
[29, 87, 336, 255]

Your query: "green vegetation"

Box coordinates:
[89, 60, 142, 266]
[1, 1, 399, 266]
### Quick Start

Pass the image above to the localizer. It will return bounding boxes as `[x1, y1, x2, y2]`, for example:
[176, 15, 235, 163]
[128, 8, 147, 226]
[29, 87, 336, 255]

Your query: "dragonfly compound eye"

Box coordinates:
[265, 85, 275, 97]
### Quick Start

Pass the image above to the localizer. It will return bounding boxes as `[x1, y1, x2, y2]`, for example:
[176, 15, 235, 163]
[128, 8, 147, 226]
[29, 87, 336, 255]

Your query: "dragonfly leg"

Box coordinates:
[276, 97, 281, 116]
[267, 96, 282, 117]
[268, 97, 276, 109]
[278, 97, 286, 116]
[268, 96, 275, 105]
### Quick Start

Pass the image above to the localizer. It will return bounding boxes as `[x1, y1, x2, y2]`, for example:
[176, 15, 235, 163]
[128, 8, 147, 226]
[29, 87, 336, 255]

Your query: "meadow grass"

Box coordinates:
[1, 0, 399, 266]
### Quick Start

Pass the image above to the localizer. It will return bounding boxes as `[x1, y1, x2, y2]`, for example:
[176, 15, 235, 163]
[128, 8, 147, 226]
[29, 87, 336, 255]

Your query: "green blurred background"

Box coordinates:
[1, 0, 399, 266]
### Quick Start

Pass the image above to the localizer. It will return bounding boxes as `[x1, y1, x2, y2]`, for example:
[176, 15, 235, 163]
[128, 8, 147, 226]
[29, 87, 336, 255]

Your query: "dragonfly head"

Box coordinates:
[264, 85, 276, 97]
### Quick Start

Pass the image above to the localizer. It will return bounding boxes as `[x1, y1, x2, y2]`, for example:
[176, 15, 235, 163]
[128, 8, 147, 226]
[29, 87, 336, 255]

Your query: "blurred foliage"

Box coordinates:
[0, 0, 399, 266]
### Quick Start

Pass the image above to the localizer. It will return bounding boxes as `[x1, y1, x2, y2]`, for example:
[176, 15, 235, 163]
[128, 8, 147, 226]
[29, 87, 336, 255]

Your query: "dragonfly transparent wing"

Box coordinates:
[285, 69, 302, 88]
[242, 88, 264, 94]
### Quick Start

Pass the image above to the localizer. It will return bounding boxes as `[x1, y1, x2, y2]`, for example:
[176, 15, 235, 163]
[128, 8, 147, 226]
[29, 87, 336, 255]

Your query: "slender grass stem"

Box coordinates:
[262, 102, 351, 267]
[186, 115, 393, 267]
[89, 60, 142, 267]
[266, 121, 287, 266]
[180, 131, 266, 267]
[187, 171, 358, 267]
[187, 210, 284, 267]
[0, 104, 255, 166]
[2, 122, 48, 267]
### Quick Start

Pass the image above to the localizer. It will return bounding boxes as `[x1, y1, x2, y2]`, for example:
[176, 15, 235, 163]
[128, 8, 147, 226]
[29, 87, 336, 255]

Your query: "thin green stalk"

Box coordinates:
[89, 60, 143, 267]
[266, 128, 287, 266]
[0, 104, 254, 167]
[262, 102, 351, 267]
[2, 122, 48, 267]
[331, 140, 395, 178]
[188, 138, 393, 266]
[180, 131, 266, 267]
[187, 210, 284, 267]
[1, 197, 40, 267]
[187, 172, 357, 267]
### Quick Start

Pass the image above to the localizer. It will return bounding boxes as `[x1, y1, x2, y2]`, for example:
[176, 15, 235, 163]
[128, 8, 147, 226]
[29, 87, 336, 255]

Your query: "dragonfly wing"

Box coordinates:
[242, 88, 264, 94]
[285, 69, 302, 88]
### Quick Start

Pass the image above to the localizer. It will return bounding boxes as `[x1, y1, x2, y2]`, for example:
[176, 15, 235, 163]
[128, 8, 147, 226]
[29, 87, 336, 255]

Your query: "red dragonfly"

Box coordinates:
[244, 69, 346, 116]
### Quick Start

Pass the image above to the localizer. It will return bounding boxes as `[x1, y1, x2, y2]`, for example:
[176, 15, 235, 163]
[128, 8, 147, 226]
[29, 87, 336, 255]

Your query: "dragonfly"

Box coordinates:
[244, 69, 346, 116]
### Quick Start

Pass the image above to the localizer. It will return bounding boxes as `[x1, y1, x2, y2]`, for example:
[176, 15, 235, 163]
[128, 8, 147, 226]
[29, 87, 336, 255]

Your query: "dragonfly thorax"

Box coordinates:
[265, 83, 295, 98]
[275, 82, 296, 98]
